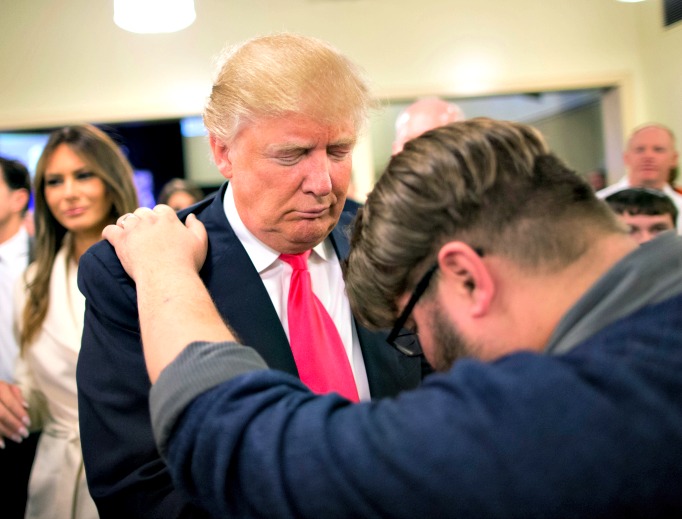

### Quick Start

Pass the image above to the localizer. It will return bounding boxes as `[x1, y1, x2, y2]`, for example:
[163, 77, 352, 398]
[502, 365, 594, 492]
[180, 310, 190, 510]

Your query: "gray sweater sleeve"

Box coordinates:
[149, 341, 268, 456]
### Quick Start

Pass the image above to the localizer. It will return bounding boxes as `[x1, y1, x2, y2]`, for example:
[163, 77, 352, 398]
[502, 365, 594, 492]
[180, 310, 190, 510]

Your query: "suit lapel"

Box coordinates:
[193, 184, 298, 375]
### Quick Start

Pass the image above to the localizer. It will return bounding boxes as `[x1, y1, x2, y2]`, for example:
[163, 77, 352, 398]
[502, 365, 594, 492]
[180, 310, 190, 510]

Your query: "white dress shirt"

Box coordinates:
[223, 184, 371, 400]
[0, 226, 29, 382]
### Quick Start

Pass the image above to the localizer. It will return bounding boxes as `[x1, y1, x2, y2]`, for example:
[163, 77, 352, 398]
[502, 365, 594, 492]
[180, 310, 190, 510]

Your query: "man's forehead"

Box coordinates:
[629, 127, 674, 147]
[252, 114, 356, 141]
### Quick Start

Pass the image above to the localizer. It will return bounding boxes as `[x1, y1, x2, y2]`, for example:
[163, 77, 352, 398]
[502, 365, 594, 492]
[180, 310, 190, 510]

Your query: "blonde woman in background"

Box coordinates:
[0, 124, 138, 519]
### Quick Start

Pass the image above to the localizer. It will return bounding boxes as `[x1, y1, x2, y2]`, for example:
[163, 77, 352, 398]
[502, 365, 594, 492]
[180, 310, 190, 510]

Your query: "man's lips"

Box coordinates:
[296, 207, 329, 218]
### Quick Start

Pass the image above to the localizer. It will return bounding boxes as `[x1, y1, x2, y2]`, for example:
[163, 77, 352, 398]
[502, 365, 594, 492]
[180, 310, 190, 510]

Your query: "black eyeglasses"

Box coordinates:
[386, 248, 484, 356]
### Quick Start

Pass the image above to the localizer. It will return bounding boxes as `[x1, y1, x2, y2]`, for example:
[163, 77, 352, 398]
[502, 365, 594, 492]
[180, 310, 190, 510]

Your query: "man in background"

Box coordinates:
[0, 156, 38, 519]
[77, 33, 426, 518]
[0, 156, 31, 382]
[585, 168, 606, 191]
[598, 123, 681, 229]
[604, 187, 677, 244]
[392, 96, 465, 154]
[103, 118, 682, 517]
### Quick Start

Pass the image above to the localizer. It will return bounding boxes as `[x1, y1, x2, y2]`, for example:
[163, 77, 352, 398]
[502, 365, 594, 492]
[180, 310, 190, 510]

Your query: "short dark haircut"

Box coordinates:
[0, 156, 31, 192]
[605, 188, 678, 228]
[0, 155, 31, 213]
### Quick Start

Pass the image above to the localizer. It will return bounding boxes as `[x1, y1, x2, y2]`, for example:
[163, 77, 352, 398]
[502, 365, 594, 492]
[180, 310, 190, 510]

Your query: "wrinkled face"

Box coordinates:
[215, 113, 355, 254]
[624, 127, 679, 189]
[618, 212, 675, 244]
[43, 144, 113, 237]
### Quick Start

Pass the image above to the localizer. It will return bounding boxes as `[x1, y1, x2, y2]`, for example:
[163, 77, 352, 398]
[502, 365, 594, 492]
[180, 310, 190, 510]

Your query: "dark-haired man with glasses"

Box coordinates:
[102, 118, 682, 517]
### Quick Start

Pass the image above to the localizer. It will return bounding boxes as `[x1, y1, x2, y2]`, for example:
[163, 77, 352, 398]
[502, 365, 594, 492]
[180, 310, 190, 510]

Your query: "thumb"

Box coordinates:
[186, 213, 209, 271]
[186, 213, 208, 245]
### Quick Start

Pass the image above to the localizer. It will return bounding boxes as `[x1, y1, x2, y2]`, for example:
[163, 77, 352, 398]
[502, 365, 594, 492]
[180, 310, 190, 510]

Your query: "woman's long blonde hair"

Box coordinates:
[20, 124, 139, 351]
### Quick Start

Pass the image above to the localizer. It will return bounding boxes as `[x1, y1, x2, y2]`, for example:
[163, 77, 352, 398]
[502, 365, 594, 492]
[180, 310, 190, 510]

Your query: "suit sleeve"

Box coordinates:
[77, 242, 208, 519]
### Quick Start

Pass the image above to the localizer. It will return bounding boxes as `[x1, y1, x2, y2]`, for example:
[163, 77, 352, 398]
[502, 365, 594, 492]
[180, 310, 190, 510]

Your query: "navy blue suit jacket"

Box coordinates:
[76, 182, 426, 518]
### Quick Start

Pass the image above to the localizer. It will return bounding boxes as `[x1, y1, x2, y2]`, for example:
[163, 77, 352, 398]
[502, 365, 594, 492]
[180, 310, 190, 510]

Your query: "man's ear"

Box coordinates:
[11, 188, 30, 215]
[209, 135, 233, 179]
[437, 241, 494, 318]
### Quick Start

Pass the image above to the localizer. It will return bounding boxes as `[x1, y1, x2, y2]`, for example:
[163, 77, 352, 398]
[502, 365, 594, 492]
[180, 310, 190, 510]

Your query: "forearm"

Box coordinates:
[150, 340, 268, 456]
[136, 268, 237, 383]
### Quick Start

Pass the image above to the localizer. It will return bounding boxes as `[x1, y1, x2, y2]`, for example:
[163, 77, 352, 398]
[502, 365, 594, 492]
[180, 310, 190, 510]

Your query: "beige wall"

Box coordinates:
[532, 102, 604, 177]
[637, 1, 682, 145]
[0, 1, 646, 127]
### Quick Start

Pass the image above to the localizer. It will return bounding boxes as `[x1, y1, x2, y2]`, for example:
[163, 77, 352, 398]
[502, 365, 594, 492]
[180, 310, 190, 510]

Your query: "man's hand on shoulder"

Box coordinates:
[103, 205, 208, 284]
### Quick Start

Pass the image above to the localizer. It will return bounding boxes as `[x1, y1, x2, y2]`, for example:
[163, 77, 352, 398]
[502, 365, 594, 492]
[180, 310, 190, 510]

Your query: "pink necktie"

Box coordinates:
[280, 251, 359, 402]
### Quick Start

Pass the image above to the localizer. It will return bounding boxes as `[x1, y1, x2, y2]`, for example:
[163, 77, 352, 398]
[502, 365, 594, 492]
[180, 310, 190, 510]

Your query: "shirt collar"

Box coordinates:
[624, 176, 679, 198]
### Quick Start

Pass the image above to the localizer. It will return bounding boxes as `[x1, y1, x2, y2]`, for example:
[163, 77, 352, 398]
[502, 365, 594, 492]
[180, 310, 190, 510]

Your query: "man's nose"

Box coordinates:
[640, 231, 654, 244]
[302, 155, 332, 196]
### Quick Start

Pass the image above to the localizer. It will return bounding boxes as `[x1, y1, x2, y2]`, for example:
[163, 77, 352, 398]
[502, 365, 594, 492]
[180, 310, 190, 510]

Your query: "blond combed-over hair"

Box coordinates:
[204, 33, 374, 143]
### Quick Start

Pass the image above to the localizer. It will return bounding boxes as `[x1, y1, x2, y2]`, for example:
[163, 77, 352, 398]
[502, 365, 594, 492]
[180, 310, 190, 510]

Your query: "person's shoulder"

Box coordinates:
[176, 184, 223, 222]
[78, 239, 128, 292]
[596, 177, 628, 199]
[342, 197, 362, 215]
[336, 197, 363, 228]
[663, 186, 682, 204]
[81, 238, 117, 265]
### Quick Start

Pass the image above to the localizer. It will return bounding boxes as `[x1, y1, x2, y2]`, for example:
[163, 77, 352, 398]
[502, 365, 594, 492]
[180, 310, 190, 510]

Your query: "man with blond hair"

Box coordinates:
[598, 123, 681, 229]
[104, 118, 682, 517]
[76, 33, 426, 518]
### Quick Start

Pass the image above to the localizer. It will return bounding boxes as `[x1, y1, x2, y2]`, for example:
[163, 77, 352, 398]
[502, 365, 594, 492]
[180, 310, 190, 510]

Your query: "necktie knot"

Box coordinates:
[280, 250, 311, 271]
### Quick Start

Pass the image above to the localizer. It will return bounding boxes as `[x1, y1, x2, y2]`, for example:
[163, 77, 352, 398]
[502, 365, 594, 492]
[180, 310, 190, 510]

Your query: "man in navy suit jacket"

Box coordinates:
[76, 33, 426, 518]
[102, 119, 682, 519]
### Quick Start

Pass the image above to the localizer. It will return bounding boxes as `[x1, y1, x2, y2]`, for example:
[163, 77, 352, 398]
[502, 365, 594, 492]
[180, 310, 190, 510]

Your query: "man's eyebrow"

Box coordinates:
[329, 137, 356, 147]
[267, 143, 311, 154]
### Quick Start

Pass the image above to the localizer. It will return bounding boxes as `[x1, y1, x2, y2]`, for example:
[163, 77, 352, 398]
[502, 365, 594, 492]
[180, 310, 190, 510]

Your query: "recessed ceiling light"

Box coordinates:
[114, 0, 196, 34]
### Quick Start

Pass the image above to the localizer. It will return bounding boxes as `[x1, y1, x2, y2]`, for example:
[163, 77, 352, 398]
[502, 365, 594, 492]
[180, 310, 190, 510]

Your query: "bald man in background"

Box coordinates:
[392, 97, 465, 154]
